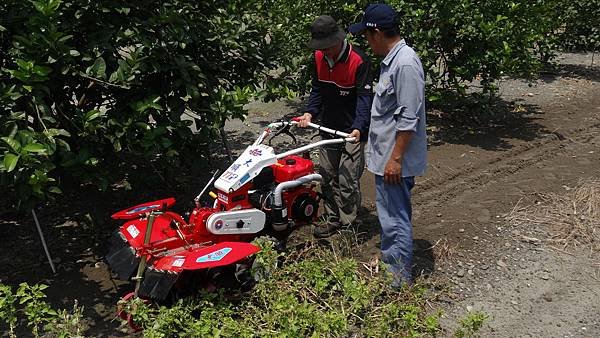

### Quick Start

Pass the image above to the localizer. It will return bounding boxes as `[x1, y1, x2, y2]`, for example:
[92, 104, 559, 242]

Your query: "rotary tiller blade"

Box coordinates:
[138, 268, 180, 301]
[106, 230, 140, 280]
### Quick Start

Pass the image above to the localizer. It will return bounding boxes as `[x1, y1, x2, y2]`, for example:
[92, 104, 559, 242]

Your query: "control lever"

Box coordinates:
[268, 120, 297, 145]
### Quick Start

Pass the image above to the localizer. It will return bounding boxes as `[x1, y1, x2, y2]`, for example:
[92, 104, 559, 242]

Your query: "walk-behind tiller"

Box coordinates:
[106, 119, 355, 326]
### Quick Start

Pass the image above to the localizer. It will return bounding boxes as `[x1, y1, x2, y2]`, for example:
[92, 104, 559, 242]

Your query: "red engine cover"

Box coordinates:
[272, 155, 314, 182]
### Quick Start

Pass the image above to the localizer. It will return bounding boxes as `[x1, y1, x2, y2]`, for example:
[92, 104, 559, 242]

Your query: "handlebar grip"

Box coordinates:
[291, 117, 301, 122]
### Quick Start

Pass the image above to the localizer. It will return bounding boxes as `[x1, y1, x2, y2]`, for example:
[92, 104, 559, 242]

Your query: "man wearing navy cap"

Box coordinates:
[349, 3, 427, 286]
[297, 15, 374, 238]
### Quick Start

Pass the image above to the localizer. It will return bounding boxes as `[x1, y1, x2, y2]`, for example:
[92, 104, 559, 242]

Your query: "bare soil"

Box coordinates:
[1, 52, 599, 337]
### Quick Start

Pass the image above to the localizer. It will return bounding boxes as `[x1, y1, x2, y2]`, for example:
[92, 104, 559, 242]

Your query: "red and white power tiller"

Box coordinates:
[106, 119, 355, 308]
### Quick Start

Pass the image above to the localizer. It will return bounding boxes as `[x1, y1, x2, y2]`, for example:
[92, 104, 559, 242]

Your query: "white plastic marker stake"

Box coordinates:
[31, 208, 57, 274]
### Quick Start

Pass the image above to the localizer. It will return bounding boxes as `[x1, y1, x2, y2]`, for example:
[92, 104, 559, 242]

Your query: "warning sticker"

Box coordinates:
[127, 224, 140, 238]
[172, 258, 185, 267]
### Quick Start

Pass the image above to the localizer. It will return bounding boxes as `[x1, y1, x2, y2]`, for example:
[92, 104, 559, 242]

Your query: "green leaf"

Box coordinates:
[3, 153, 20, 172]
[132, 96, 162, 113]
[84, 110, 104, 123]
[32, 65, 52, 77]
[23, 143, 47, 154]
[16, 59, 32, 70]
[1, 137, 21, 152]
[86, 57, 106, 79]
[44, 129, 71, 138]
[48, 186, 62, 194]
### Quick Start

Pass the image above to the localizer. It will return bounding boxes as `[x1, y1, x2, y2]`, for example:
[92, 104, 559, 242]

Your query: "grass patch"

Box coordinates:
[508, 178, 600, 252]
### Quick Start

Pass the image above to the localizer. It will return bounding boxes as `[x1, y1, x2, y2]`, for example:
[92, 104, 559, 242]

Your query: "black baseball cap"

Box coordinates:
[308, 15, 346, 50]
[349, 3, 398, 34]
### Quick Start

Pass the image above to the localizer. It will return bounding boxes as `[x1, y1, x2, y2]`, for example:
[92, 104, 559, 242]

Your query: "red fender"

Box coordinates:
[111, 198, 176, 220]
[152, 242, 260, 273]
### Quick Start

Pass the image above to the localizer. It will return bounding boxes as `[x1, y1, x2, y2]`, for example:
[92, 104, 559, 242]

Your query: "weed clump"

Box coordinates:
[124, 240, 444, 337]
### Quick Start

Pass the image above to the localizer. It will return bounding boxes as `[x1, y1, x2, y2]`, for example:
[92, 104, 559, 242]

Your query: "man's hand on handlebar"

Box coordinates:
[348, 129, 360, 143]
[297, 112, 312, 128]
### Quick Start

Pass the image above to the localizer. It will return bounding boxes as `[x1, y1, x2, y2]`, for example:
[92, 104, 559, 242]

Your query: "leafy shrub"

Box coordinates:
[454, 311, 488, 338]
[268, 0, 559, 98]
[1, 0, 593, 210]
[121, 241, 446, 337]
[0, 282, 85, 338]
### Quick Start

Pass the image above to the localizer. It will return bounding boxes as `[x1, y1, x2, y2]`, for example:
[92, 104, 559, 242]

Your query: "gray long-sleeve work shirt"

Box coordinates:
[366, 39, 427, 177]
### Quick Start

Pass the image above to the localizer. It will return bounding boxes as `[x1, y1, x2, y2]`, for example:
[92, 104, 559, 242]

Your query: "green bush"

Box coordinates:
[559, 0, 600, 52]
[454, 311, 488, 338]
[1, 0, 593, 210]
[0, 282, 85, 338]
[268, 0, 559, 98]
[0, 0, 287, 210]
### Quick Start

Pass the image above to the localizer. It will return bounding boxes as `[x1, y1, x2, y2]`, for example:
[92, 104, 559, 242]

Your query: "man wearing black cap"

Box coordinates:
[297, 15, 373, 238]
[349, 3, 427, 286]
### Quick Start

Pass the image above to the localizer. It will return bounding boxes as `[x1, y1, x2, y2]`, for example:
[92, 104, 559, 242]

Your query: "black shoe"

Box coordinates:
[313, 221, 342, 238]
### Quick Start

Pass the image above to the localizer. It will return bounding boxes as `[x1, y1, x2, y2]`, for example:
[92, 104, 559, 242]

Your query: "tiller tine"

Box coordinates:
[106, 230, 140, 280]
[138, 268, 180, 301]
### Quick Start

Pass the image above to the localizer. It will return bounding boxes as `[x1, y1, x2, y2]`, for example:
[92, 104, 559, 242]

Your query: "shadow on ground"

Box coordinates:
[427, 92, 549, 150]
[538, 60, 600, 83]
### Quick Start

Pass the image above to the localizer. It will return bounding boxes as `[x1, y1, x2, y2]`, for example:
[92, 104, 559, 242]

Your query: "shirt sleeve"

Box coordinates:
[393, 64, 424, 132]
[305, 54, 322, 118]
[351, 59, 374, 133]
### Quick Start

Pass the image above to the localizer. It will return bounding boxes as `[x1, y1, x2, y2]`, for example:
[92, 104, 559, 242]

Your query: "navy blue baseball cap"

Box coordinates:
[349, 3, 398, 34]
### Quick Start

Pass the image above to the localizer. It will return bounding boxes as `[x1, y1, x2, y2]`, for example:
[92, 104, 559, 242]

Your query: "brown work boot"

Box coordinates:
[313, 221, 342, 238]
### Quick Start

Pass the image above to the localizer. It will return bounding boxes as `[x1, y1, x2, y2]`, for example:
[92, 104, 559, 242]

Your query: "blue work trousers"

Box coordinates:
[375, 175, 415, 284]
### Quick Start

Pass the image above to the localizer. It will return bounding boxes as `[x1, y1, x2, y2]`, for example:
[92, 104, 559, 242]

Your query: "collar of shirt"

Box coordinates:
[324, 39, 349, 68]
[381, 39, 406, 67]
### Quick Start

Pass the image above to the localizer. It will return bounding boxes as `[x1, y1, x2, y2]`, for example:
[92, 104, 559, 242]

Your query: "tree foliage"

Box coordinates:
[268, 0, 563, 96]
[0, 0, 596, 209]
[559, 0, 600, 52]
[0, 0, 287, 209]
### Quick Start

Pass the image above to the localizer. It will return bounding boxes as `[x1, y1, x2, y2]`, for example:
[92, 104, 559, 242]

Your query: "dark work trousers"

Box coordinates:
[318, 140, 365, 226]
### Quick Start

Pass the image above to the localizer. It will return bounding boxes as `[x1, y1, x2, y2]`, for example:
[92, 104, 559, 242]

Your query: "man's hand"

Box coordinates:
[297, 112, 312, 128]
[383, 157, 402, 185]
[348, 129, 360, 143]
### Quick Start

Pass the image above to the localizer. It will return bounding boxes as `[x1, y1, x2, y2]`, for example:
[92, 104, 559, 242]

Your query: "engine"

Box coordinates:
[189, 153, 319, 236]
[248, 155, 319, 230]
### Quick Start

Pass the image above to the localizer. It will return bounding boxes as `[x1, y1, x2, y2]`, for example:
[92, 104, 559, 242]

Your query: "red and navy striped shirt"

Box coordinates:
[306, 42, 373, 141]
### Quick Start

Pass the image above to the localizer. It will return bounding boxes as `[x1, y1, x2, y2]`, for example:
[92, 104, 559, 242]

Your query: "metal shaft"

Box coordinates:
[195, 170, 220, 206]
[31, 209, 56, 274]
[134, 213, 156, 298]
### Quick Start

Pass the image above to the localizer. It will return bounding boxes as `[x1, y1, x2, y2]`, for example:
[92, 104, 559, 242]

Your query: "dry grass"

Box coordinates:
[430, 237, 458, 264]
[507, 179, 600, 252]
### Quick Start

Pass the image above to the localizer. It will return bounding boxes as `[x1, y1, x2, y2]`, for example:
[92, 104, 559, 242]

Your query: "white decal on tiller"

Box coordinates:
[127, 224, 140, 238]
